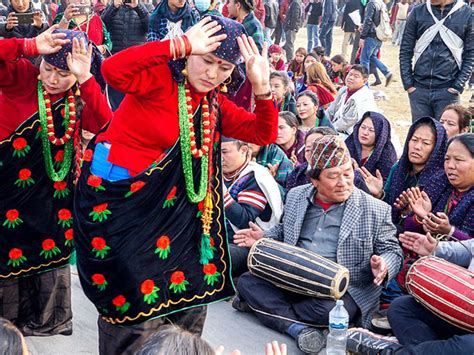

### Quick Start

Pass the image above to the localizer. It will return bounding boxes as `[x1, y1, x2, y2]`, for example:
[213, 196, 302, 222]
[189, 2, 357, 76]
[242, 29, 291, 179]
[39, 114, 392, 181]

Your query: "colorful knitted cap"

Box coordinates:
[269, 44, 283, 54]
[309, 135, 351, 171]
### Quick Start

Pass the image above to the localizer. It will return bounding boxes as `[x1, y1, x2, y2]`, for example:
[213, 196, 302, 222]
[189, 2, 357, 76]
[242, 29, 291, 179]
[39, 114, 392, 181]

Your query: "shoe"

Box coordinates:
[385, 73, 393, 87]
[347, 328, 398, 354]
[371, 80, 382, 86]
[296, 327, 327, 354]
[231, 294, 252, 313]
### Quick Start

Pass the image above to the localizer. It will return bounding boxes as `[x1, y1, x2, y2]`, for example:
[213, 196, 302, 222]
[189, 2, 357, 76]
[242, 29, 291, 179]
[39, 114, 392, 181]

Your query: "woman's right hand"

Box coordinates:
[6, 12, 18, 30]
[359, 167, 384, 198]
[35, 25, 70, 55]
[407, 187, 432, 219]
[184, 17, 226, 56]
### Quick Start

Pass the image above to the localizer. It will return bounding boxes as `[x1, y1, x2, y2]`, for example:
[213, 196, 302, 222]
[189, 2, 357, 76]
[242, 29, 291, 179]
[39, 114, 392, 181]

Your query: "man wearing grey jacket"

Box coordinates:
[233, 135, 403, 355]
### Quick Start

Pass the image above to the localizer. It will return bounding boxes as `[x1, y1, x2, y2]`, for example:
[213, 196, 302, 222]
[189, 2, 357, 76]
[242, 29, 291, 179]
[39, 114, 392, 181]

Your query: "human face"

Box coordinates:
[331, 61, 342, 73]
[358, 117, 376, 148]
[295, 53, 305, 64]
[11, 0, 30, 12]
[270, 77, 286, 102]
[444, 140, 474, 192]
[407, 125, 436, 171]
[304, 133, 323, 162]
[440, 109, 465, 139]
[345, 69, 366, 91]
[70, 0, 91, 5]
[39, 60, 77, 95]
[311, 160, 354, 203]
[168, 0, 186, 12]
[276, 117, 297, 146]
[221, 142, 248, 174]
[186, 53, 235, 93]
[296, 95, 317, 122]
[304, 56, 317, 71]
[226, 0, 239, 17]
[270, 52, 282, 63]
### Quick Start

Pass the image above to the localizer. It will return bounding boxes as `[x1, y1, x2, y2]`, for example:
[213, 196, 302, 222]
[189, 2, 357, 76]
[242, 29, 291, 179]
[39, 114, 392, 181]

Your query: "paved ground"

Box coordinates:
[25, 268, 306, 355]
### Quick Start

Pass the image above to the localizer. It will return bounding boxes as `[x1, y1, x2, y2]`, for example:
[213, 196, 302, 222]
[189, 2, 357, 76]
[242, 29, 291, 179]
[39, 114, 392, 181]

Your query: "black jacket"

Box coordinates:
[0, 4, 48, 39]
[341, 0, 360, 32]
[399, 2, 474, 92]
[360, 0, 381, 39]
[284, 0, 303, 31]
[305, 2, 322, 26]
[101, 3, 148, 54]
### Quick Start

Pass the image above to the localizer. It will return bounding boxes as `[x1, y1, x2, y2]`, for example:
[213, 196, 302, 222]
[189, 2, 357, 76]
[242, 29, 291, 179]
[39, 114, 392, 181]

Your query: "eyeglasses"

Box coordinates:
[359, 124, 375, 133]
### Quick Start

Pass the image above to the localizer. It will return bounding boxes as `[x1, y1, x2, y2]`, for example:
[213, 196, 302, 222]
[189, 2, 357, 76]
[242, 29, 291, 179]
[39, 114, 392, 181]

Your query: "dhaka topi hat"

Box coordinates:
[269, 44, 283, 54]
[43, 29, 106, 90]
[309, 135, 351, 171]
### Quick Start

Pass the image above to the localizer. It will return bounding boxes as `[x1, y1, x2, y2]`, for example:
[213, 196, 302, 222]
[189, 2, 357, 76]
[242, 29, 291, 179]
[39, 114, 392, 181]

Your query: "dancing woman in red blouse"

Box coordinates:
[0, 26, 111, 336]
[73, 16, 278, 353]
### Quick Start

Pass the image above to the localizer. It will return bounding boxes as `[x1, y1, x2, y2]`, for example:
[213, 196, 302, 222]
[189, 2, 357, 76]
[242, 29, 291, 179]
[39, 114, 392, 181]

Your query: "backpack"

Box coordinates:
[374, 0, 392, 41]
[264, 0, 279, 29]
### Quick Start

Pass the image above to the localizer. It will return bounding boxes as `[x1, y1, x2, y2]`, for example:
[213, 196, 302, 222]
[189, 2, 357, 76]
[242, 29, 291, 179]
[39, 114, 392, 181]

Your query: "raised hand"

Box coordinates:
[423, 212, 452, 235]
[6, 12, 18, 30]
[184, 17, 226, 55]
[407, 187, 432, 219]
[233, 221, 264, 248]
[35, 25, 70, 55]
[359, 167, 384, 198]
[371, 255, 388, 286]
[237, 35, 271, 95]
[399, 231, 437, 256]
[266, 162, 280, 178]
[66, 37, 93, 84]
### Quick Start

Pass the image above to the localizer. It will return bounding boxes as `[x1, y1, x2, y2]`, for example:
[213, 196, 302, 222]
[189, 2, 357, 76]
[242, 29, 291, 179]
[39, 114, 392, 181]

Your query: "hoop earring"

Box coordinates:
[220, 76, 232, 93]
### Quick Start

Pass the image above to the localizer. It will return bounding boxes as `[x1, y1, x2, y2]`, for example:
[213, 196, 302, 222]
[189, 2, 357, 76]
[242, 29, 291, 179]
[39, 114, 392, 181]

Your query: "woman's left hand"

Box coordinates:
[423, 212, 452, 235]
[237, 35, 270, 95]
[67, 37, 93, 84]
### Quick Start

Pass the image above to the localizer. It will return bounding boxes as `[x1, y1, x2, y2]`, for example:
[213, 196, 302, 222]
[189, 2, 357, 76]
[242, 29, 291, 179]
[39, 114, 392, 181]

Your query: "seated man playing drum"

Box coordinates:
[233, 135, 403, 355]
[222, 138, 283, 277]
[347, 232, 474, 354]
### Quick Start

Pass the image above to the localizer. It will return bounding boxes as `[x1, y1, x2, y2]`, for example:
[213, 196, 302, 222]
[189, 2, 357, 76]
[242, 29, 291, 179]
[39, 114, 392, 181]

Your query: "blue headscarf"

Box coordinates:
[345, 111, 397, 182]
[387, 116, 449, 222]
[44, 29, 106, 91]
[169, 15, 246, 94]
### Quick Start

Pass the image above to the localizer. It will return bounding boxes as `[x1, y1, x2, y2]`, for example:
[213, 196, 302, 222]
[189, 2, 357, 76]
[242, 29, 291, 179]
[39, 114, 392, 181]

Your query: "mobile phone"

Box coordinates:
[123, 0, 132, 4]
[74, 5, 92, 15]
[14, 12, 34, 25]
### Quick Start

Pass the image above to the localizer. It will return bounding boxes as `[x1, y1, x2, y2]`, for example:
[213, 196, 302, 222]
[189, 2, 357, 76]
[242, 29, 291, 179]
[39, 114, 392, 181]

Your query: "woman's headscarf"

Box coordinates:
[345, 111, 397, 182]
[44, 29, 106, 90]
[169, 15, 246, 94]
[387, 116, 449, 221]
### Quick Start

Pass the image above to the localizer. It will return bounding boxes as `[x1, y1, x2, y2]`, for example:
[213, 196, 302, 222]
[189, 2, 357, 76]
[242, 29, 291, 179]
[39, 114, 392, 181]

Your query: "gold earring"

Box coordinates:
[181, 68, 188, 77]
[220, 76, 232, 93]
[37, 74, 42, 81]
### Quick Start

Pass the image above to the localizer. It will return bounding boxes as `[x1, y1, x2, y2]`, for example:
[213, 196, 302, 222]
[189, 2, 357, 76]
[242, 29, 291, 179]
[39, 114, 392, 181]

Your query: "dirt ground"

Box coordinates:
[292, 27, 472, 143]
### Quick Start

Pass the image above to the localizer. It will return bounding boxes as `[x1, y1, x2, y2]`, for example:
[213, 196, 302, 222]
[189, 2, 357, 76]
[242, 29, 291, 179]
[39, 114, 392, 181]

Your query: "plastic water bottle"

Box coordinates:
[326, 300, 349, 355]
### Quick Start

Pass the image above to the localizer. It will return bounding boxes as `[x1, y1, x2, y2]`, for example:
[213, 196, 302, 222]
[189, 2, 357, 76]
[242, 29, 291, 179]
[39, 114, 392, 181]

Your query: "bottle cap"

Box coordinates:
[336, 300, 344, 306]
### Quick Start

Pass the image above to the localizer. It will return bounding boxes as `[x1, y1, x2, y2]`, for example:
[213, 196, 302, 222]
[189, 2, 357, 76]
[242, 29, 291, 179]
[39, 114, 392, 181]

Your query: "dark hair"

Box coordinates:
[279, 111, 299, 129]
[304, 52, 319, 65]
[270, 71, 291, 88]
[0, 318, 24, 355]
[235, 0, 254, 13]
[297, 90, 319, 107]
[136, 326, 214, 355]
[447, 133, 474, 157]
[305, 126, 337, 142]
[313, 46, 325, 57]
[295, 47, 307, 57]
[330, 54, 347, 65]
[442, 104, 472, 132]
[349, 64, 369, 79]
[410, 119, 437, 143]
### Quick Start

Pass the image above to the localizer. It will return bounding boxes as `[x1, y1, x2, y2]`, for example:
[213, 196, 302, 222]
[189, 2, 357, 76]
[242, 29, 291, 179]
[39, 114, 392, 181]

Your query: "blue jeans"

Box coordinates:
[408, 86, 460, 122]
[90, 143, 132, 181]
[388, 296, 474, 354]
[360, 37, 390, 77]
[319, 21, 335, 56]
[307, 24, 319, 52]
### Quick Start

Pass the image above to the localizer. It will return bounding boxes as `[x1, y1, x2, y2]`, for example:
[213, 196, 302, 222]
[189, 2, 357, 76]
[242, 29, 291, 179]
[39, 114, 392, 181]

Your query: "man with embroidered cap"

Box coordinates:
[233, 135, 403, 355]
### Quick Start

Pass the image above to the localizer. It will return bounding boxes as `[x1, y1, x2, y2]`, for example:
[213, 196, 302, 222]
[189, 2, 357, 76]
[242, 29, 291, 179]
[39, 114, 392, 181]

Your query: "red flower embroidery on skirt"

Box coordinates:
[57, 208, 73, 228]
[89, 203, 112, 222]
[7, 248, 27, 267]
[64, 228, 74, 247]
[12, 138, 30, 158]
[203, 263, 220, 286]
[140, 279, 160, 304]
[91, 273, 108, 291]
[87, 175, 105, 191]
[53, 181, 70, 199]
[163, 186, 177, 208]
[154, 235, 171, 259]
[91, 237, 111, 259]
[15, 168, 35, 188]
[3, 209, 23, 229]
[112, 295, 130, 314]
[169, 271, 189, 293]
[40, 239, 61, 259]
[83, 149, 93, 162]
[125, 181, 146, 198]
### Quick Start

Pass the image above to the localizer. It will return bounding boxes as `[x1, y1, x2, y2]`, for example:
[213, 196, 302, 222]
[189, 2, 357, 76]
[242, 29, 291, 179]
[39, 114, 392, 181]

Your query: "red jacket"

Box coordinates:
[0, 38, 111, 141]
[99, 39, 278, 175]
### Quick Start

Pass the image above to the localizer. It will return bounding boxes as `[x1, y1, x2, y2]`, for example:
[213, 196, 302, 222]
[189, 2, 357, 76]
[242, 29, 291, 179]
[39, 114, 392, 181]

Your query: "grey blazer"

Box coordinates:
[265, 184, 403, 328]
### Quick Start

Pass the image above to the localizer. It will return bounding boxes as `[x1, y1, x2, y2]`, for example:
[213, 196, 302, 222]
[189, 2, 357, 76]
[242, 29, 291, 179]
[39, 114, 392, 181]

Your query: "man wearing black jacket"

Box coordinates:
[102, 0, 149, 110]
[305, 0, 322, 52]
[400, 0, 473, 121]
[283, 0, 302, 61]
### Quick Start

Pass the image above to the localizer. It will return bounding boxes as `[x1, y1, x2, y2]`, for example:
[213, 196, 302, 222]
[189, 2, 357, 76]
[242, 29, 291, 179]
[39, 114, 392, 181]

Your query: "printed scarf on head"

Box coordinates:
[387, 116, 449, 222]
[345, 111, 397, 181]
